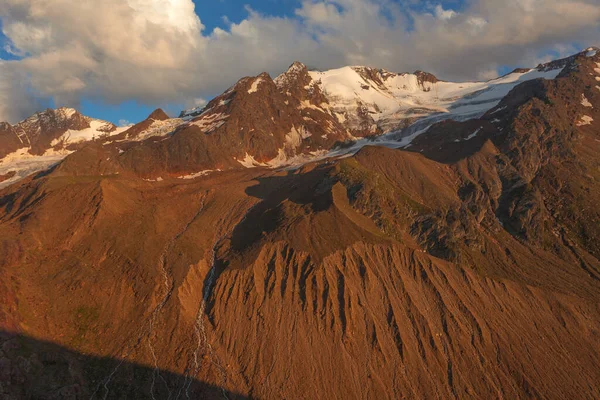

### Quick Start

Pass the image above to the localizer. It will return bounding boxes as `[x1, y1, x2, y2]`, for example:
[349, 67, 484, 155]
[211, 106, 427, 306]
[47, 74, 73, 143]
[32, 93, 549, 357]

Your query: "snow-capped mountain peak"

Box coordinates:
[2, 48, 594, 189]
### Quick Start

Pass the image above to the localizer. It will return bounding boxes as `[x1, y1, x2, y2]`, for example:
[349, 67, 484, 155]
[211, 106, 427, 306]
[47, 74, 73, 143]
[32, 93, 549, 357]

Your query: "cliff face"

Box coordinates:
[0, 49, 600, 399]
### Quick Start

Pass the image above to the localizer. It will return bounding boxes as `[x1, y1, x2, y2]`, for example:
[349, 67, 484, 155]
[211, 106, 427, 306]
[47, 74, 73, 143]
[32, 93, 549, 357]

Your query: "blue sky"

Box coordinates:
[0, 0, 598, 125]
[195, 0, 302, 32]
[0, 20, 18, 61]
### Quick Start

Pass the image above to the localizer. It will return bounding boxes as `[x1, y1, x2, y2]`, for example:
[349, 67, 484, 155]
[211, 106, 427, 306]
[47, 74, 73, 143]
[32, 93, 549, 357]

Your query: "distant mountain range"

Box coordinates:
[0, 49, 581, 188]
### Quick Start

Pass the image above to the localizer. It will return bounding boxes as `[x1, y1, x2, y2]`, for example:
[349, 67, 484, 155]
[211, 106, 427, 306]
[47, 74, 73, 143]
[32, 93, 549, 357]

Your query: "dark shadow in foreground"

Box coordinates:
[0, 330, 246, 399]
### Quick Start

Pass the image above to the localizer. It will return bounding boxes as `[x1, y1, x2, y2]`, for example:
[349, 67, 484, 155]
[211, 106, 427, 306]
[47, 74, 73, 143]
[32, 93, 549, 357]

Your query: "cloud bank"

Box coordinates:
[0, 0, 599, 122]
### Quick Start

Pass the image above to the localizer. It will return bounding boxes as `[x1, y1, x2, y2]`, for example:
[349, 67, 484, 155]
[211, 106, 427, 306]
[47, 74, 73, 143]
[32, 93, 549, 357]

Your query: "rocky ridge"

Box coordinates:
[1, 51, 584, 189]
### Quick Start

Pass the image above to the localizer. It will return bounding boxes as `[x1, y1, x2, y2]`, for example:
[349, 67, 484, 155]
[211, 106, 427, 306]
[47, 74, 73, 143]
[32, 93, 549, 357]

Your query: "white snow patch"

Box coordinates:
[191, 112, 229, 133]
[137, 118, 183, 141]
[237, 122, 435, 172]
[577, 115, 594, 126]
[238, 126, 314, 169]
[61, 107, 77, 118]
[144, 177, 163, 182]
[237, 153, 268, 168]
[267, 149, 329, 168]
[581, 94, 593, 108]
[299, 100, 329, 111]
[180, 106, 205, 121]
[178, 170, 219, 179]
[284, 126, 311, 148]
[51, 120, 125, 147]
[586, 48, 597, 57]
[466, 127, 482, 140]
[248, 77, 264, 94]
[0, 147, 72, 189]
[109, 119, 184, 143]
[397, 126, 432, 148]
[453, 127, 482, 142]
[307, 66, 561, 133]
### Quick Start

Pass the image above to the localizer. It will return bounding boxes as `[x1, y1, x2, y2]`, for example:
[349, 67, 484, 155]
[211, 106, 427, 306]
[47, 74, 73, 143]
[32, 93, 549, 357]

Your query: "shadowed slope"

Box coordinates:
[0, 331, 246, 399]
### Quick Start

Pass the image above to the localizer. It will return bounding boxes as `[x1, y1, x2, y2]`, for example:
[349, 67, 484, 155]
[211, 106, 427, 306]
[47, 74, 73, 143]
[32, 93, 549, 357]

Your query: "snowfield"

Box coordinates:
[248, 64, 564, 170]
[0, 148, 69, 189]
[306, 66, 562, 134]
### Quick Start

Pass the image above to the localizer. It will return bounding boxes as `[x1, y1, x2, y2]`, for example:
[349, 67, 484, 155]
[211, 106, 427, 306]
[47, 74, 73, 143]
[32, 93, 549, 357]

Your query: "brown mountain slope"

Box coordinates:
[1, 146, 600, 398]
[116, 69, 351, 177]
[1, 49, 600, 399]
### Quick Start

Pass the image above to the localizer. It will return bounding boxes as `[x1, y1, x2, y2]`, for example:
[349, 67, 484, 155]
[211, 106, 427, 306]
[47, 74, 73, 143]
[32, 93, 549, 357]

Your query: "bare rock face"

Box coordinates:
[414, 70, 439, 90]
[0, 123, 20, 159]
[117, 67, 352, 177]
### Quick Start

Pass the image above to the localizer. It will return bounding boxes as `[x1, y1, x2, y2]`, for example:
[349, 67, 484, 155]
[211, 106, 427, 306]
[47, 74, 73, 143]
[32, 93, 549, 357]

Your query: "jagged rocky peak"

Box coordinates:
[275, 61, 309, 87]
[534, 49, 597, 73]
[180, 72, 278, 120]
[147, 108, 170, 121]
[239, 72, 278, 97]
[20, 107, 86, 128]
[288, 61, 308, 72]
[508, 49, 597, 76]
[16, 107, 119, 135]
[230, 71, 274, 91]
[274, 62, 328, 108]
[137, 47, 595, 178]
